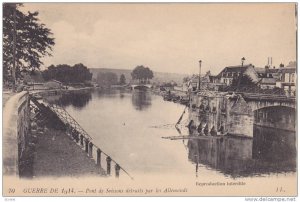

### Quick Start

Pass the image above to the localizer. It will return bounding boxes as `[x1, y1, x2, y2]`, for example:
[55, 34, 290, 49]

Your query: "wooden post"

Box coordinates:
[97, 149, 101, 166]
[75, 131, 79, 143]
[106, 156, 112, 175]
[80, 135, 84, 146]
[71, 130, 76, 139]
[85, 139, 89, 153]
[76, 133, 80, 143]
[88, 142, 93, 157]
[115, 164, 120, 178]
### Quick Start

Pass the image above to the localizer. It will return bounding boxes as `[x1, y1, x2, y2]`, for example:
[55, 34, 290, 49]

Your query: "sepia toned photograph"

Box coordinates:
[2, 2, 297, 197]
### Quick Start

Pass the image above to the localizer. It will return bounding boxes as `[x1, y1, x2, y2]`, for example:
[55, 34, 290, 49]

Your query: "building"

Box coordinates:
[216, 64, 259, 86]
[254, 61, 296, 95]
[276, 62, 296, 96]
[253, 61, 297, 95]
[255, 67, 279, 89]
[186, 71, 221, 91]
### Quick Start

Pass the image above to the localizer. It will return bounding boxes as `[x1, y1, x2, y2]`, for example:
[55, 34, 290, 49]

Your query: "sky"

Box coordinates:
[21, 3, 297, 75]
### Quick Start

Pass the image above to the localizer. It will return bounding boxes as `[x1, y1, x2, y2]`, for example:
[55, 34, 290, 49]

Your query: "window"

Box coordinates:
[291, 73, 295, 83]
[284, 73, 289, 83]
[212, 106, 217, 112]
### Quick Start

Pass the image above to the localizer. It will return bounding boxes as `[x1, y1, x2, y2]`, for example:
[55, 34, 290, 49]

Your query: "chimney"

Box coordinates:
[270, 57, 272, 67]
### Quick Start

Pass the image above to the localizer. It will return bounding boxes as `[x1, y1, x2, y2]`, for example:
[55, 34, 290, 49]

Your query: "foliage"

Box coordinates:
[3, 3, 55, 81]
[231, 74, 257, 88]
[131, 65, 154, 83]
[96, 72, 118, 87]
[42, 63, 92, 83]
[23, 70, 44, 84]
[119, 74, 126, 85]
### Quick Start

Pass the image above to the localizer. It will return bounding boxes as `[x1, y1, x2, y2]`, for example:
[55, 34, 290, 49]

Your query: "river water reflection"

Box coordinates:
[52, 89, 296, 179]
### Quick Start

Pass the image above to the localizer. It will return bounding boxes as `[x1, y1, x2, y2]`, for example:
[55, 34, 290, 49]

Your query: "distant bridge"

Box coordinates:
[131, 84, 152, 90]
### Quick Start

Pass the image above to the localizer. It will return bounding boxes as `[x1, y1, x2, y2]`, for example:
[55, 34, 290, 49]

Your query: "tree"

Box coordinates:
[131, 65, 154, 83]
[231, 74, 257, 88]
[119, 74, 126, 85]
[23, 70, 44, 84]
[42, 63, 92, 83]
[96, 72, 118, 87]
[3, 3, 55, 82]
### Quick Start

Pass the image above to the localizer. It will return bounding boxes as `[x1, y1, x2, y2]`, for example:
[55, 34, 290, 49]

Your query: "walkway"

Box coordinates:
[3, 90, 15, 107]
[32, 128, 106, 178]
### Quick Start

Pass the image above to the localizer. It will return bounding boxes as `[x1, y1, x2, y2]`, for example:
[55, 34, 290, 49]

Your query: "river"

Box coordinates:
[51, 88, 296, 181]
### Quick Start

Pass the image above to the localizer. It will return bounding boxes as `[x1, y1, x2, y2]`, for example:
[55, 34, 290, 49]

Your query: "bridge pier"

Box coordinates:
[189, 92, 295, 137]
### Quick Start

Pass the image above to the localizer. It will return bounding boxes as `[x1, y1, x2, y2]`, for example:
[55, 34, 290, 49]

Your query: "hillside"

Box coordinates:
[89, 68, 189, 85]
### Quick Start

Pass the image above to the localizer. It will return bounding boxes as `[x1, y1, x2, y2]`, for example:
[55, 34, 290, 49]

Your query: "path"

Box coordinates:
[3, 90, 15, 107]
[32, 128, 106, 178]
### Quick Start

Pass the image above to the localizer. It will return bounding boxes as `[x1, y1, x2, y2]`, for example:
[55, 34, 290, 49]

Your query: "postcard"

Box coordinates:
[2, 2, 297, 197]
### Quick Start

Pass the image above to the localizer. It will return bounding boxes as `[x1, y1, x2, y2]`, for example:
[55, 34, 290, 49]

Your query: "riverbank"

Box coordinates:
[31, 126, 106, 178]
[29, 86, 98, 95]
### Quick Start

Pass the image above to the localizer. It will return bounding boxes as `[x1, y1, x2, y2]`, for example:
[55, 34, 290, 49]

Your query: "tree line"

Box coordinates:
[42, 63, 93, 84]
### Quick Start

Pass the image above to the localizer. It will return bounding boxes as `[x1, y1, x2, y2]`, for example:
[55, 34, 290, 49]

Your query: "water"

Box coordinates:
[50, 89, 296, 180]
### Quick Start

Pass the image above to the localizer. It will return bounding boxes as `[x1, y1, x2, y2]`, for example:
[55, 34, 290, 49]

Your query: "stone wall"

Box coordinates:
[227, 95, 254, 136]
[189, 92, 240, 136]
[189, 92, 227, 135]
[3, 91, 30, 176]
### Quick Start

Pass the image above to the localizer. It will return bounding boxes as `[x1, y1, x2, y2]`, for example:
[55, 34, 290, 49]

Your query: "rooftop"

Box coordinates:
[278, 67, 296, 73]
[216, 64, 254, 77]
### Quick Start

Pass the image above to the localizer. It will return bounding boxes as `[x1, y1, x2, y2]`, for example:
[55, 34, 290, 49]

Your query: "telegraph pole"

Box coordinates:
[198, 60, 202, 91]
[237, 57, 246, 90]
[241, 57, 245, 67]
